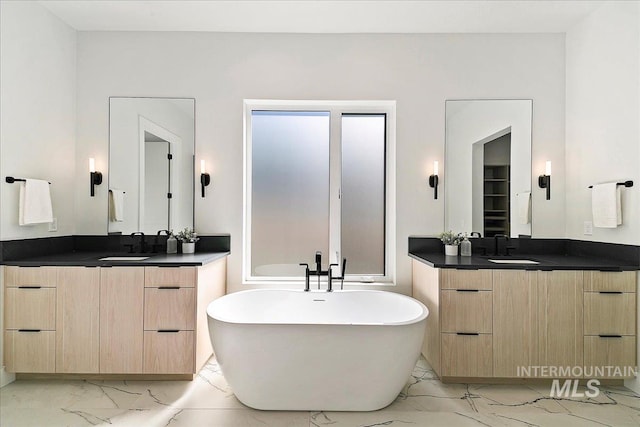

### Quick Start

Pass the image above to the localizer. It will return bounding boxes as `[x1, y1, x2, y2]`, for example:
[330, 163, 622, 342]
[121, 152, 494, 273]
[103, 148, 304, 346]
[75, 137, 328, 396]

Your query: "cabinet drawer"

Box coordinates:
[441, 269, 492, 290]
[584, 336, 636, 378]
[441, 290, 492, 333]
[441, 333, 493, 377]
[143, 330, 194, 374]
[144, 287, 195, 330]
[144, 267, 196, 288]
[584, 271, 636, 293]
[4, 330, 56, 373]
[5, 266, 57, 288]
[584, 292, 635, 335]
[5, 287, 56, 330]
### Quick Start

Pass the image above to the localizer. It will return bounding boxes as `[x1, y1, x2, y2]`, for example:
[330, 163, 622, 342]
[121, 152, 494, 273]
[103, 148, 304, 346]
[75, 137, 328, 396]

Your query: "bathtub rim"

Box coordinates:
[206, 288, 429, 327]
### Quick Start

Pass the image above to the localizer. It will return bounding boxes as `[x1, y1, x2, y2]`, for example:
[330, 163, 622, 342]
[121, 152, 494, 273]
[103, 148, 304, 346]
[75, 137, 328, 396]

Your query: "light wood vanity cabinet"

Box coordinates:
[143, 267, 197, 374]
[100, 268, 145, 373]
[4, 267, 57, 373]
[412, 261, 637, 381]
[492, 270, 538, 377]
[583, 271, 636, 378]
[3, 257, 226, 377]
[56, 267, 100, 373]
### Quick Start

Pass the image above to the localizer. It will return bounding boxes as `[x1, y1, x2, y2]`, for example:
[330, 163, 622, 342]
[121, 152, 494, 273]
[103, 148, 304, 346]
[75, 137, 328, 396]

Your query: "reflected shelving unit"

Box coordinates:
[484, 165, 510, 237]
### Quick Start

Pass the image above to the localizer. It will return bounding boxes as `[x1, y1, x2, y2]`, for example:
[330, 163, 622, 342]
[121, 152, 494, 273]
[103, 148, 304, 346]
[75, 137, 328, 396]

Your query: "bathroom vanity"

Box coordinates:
[2, 238, 228, 380]
[409, 237, 639, 383]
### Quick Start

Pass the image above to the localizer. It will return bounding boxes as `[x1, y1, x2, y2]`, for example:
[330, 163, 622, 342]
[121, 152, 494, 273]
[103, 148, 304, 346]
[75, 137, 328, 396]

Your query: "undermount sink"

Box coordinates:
[488, 259, 539, 264]
[99, 256, 150, 261]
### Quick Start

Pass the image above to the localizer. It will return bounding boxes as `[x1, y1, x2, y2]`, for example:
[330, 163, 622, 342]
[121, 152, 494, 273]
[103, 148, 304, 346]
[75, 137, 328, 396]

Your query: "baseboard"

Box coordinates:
[1, 366, 16, 387]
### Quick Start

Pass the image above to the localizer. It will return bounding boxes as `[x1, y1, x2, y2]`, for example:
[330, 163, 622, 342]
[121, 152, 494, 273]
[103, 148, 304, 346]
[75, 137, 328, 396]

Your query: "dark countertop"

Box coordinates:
[408, 236, 640, 271]
[408, 252, 639, 271]
[1, 251, 229, 267]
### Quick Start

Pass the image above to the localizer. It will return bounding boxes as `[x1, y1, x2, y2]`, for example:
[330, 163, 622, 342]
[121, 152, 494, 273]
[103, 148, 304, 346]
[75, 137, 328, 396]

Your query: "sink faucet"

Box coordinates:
[130, 232, 147, 253]
[493, 234, 509, 256]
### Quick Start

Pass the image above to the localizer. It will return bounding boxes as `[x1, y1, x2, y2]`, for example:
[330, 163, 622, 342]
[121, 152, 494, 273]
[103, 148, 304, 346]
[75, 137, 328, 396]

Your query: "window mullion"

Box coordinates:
[328, 109, 342, 267]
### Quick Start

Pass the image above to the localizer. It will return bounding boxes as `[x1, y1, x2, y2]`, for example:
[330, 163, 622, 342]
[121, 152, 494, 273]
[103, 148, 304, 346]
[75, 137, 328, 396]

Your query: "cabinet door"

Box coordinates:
[584, 336, 636, 378]
[100, 268, 144, 373]
[584, 292, 636, 336]
[143, 331, 194, 374]
[441, 333, 493, 377]
[56, 267, 100, 373]
[4, 330, 56, 373]
[537, 271, 583, 374]
[441, 290, 492, 334]
[493, 270, 538, 377]
[5, 287, 56, 330]
[144, 287, 195, 331]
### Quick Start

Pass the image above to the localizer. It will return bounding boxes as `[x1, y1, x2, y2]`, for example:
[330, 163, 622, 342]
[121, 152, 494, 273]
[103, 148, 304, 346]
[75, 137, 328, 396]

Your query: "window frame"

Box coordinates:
[243, 99, 396, 286]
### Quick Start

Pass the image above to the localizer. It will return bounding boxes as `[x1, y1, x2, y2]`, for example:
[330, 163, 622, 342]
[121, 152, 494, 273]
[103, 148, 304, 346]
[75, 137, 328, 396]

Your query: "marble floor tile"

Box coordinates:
[1, 355, 639, 427]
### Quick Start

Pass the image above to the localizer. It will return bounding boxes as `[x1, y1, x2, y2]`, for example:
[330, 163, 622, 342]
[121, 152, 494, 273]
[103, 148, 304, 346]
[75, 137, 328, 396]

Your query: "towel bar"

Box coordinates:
[5, 176, 51, 184]
[588, 180, 633, 189]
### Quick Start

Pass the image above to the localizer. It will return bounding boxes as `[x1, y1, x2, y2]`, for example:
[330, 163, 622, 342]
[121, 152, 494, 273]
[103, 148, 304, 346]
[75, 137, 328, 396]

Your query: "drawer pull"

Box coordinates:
[456, 289, 479, 292]
[18, 286, 42, 289]
[599, 334, 622, 338]
[158, 329, 180, 333]
[456, 332, 479, 336]
[599, 291, 623, 294]
[158, 286, 181, 290]
[18, 329, 41, 332]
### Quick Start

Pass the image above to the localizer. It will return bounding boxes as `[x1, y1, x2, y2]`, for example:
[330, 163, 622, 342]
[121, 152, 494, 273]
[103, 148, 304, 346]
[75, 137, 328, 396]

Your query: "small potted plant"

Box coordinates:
[439, 230, 463, 256]
[176, 227, 199, 254]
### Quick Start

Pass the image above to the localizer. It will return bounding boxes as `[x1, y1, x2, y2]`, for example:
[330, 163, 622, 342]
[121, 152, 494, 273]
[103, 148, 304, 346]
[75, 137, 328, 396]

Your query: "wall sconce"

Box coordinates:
[538, 160, 551, 200]
[200, 160, 211, 198]
[89, 157, 102, 197]
[428, 160, 439, 199]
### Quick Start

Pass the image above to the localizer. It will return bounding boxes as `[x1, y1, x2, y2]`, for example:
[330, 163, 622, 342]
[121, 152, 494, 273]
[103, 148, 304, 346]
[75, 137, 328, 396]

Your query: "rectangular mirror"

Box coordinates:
[108, 97, 195, 235]
[445, 99, 532, 238]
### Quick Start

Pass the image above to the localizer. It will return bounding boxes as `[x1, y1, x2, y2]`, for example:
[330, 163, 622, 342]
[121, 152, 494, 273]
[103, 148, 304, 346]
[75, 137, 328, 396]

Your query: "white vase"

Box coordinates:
[444, 244, 458, 256]
[182, 242, 195, 254]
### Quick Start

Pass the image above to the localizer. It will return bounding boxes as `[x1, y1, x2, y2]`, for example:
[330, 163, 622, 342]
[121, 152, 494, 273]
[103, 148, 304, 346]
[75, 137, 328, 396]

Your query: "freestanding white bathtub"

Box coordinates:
[206, 289, 428, 411]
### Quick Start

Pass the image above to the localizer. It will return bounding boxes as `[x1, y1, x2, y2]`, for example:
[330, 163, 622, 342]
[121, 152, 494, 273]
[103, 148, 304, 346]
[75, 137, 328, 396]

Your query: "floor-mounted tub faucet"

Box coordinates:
[300, 253, 347, 292]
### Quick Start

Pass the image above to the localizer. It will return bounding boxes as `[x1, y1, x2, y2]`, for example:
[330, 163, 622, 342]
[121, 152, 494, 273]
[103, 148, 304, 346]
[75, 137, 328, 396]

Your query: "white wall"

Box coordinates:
[75, 32, 566, 295]
[0, 1, 76, 387]
[565, 1, 640, 394]
[0, 1, 77, 240]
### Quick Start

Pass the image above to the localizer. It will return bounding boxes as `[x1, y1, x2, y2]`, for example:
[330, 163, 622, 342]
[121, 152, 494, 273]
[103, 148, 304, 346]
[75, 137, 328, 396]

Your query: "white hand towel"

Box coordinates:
[516, 191, 531, 225]
[592, 183, 622, 228]
[19, 179, 53, 225]
[109, 189, 125, 222]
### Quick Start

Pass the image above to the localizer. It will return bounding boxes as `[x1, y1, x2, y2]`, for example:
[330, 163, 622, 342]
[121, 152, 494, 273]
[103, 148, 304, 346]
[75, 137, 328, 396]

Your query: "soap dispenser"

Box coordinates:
[166, 232, 178, 254]
[460, 234, 472, 257]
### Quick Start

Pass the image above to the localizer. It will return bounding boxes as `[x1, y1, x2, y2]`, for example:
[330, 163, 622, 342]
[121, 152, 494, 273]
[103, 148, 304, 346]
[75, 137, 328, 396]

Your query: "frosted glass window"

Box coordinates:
[251, 111, 330, 277]
[341, 115, 386, 275]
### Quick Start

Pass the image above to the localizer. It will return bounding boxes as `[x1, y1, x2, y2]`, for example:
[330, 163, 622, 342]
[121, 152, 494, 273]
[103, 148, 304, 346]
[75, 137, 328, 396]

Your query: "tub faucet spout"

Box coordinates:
[299, 263, 310, 292]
